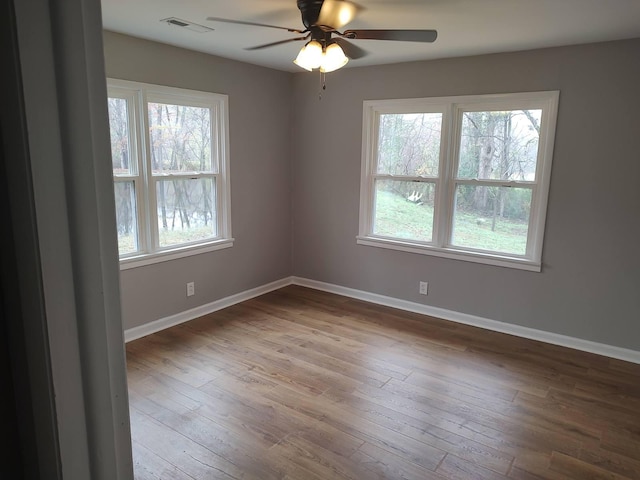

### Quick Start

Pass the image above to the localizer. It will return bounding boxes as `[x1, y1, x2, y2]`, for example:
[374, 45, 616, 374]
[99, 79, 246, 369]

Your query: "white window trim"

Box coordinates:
[119, 239, 234, 270]
[358, 91, 560, 272]
[108, 79, 233, 269]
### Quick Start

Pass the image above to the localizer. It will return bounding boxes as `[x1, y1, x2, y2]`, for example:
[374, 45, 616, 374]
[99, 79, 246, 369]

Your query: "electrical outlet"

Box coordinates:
[419, 281, 429, 295]
[186, 281, 195, 297]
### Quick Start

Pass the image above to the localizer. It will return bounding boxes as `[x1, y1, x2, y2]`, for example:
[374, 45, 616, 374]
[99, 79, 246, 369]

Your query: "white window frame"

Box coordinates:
[107, 79, 233, 270]
[358, 91, 559, 272]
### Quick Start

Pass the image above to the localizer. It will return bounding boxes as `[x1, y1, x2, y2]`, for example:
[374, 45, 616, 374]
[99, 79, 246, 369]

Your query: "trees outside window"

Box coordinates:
[358, 92, 559, 271]
[107, 80, 232, 268]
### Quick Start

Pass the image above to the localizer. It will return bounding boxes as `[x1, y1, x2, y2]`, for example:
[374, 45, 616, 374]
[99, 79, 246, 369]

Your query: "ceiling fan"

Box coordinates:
[207, 0, 437, 72]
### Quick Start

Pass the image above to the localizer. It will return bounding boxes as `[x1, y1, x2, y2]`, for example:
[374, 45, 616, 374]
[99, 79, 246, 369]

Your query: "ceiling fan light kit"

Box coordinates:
[294, 40, 349, 72]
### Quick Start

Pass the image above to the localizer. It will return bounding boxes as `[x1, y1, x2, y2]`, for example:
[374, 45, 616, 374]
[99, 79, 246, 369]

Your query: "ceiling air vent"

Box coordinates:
[161, 17, 213, 33]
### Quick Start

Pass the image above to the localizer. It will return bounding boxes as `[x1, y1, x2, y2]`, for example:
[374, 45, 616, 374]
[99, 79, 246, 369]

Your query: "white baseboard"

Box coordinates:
[124, 275, 640, 364]
[124, 277, 293, 342]
[291, 277, 640, 365]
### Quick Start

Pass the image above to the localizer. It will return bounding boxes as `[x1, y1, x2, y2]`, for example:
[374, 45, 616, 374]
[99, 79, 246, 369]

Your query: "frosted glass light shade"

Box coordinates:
[293, 40, 323, 71]
[320, 43, 349, 73]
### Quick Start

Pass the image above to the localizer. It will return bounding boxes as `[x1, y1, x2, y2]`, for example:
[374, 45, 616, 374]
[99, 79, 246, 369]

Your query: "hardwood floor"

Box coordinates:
[126, 285, 640, 480]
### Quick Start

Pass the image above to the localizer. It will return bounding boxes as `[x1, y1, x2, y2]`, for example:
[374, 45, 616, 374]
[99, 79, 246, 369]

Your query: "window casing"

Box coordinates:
[107, 79, 232, 269]
[358, 92, 559, 271]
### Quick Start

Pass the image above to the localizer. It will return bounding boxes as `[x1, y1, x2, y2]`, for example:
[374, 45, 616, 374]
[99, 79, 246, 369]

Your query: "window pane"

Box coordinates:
[114, 181, 138, 255]
[108, 97, 134, 175]
[377, 113, 442, 176]
[156, 178, 216, 247]
[457, 110, 541, 181]
[373, 179, 435, 242]
[148, 103, 214, 174]
[451, 185, 532, 255]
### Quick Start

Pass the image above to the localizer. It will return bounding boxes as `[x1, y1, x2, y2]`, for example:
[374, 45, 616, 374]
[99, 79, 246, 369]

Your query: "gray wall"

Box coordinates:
[103, 32, 293, 330]
[104, 32, 640, 352]
[291, 39, 640, 351]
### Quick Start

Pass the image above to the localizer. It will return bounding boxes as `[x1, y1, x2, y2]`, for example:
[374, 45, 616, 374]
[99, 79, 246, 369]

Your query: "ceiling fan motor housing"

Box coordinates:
[297, 0, 336, 45]
[297, 0, 325, 29]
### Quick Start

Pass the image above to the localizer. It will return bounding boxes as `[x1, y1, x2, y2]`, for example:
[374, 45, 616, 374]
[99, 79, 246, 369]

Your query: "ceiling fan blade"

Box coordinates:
[334, 38, 368, 59]
[207, 17, 306, 34]
[317, 0, 362, 29]
[245, 37, 308, 51]
[343, 29, 438, 43]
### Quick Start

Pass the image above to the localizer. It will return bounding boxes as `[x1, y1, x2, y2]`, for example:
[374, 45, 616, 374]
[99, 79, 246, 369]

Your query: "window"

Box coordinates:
[358, 92, 559, 271]
[107, 80, 232, 268]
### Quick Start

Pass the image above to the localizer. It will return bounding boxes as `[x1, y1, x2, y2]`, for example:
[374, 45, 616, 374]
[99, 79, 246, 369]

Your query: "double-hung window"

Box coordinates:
[358, 91, 559, 271]
[107, 79, 232, 268]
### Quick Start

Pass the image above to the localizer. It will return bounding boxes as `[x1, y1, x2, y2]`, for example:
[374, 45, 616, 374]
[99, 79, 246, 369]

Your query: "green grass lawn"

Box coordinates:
[374, 190, 435, 242]
[374, 190, 528, 255]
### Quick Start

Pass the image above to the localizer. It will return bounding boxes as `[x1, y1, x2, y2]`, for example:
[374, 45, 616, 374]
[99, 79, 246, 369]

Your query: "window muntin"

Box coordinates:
[108, 90, 143, 256]
[369, 108, 446, 245]
[359, 92, 559, 271]
[107, 80, 232, 266]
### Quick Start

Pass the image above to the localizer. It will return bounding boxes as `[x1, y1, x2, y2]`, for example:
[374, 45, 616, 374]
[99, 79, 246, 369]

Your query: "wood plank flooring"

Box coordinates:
[126, 285, 640, 480]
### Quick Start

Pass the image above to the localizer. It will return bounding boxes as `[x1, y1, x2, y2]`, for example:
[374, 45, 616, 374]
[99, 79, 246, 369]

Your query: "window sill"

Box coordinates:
[356, 236, 541, 272]
[119, 238, 234, 270]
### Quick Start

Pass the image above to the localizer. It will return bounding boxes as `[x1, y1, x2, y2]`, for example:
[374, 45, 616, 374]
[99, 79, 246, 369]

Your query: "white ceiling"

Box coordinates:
[101, 0, 640, 72]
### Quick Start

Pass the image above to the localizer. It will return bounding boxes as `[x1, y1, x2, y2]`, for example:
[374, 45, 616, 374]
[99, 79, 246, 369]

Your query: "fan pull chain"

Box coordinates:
[318, 70, 327, 100]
